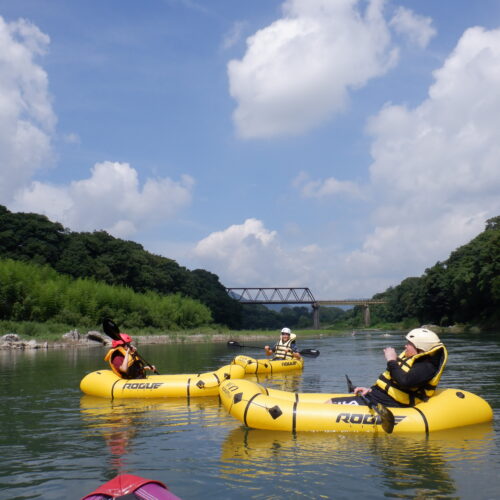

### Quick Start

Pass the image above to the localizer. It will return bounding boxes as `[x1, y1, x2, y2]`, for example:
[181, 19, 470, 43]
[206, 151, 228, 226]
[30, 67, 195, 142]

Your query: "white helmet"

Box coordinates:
[406, 328, 441, 352]
[281, 327, 292, 335]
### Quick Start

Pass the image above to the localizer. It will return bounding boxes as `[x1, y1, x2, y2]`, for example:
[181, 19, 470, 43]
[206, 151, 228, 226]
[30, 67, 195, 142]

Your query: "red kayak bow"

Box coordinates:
[81, 473, 182, 500]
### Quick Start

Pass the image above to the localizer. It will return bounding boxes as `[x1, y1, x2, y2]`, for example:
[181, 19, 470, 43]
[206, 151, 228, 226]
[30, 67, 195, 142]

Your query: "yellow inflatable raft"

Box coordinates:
[231, 355, 304, 374]
[80, 364, 245, 399]
[219, 378, 493, 434]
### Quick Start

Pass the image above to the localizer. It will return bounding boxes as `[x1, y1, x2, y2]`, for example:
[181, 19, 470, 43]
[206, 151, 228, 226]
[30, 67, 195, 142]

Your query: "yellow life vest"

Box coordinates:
[374, 344, 448, 406]
[273, 334, 297, 360]
[104, 346, 145, 379]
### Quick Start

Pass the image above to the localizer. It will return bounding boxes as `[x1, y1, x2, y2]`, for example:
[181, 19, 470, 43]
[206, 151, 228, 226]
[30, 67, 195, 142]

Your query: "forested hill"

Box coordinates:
[2, 205, 498, 330]
[0, 205, 241, 328]
[373, 216, 500, 328]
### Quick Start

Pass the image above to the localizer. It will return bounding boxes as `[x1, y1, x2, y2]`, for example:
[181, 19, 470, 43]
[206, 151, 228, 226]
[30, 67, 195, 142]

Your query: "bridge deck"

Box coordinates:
[226, 288, 386, 305]
[225, 288, 386, 328]
[317, 299, 387, 306]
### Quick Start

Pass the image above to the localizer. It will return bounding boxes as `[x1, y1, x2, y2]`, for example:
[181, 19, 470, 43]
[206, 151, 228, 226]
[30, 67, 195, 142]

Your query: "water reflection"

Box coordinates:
[219, 423, 495, 498]
[79, 395, 226, 474]
[80, 396, 139, 469]
[368, 426, 493, 498]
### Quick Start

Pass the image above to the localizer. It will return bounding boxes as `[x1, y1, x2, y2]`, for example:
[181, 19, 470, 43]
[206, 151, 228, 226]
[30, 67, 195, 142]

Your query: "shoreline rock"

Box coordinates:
[0, 331, 275, 350]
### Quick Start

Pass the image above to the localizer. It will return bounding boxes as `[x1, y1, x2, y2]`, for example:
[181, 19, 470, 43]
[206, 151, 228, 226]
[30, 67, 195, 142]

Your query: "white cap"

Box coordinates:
[281, 327, 292, 335]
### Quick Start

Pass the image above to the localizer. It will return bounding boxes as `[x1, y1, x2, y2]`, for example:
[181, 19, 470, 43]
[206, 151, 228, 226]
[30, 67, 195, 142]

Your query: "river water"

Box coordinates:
[0, 331, 499, 499]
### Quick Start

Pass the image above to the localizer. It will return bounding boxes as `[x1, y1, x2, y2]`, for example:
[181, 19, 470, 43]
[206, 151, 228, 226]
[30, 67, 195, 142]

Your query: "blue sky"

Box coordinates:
[1, 0, 499, 299]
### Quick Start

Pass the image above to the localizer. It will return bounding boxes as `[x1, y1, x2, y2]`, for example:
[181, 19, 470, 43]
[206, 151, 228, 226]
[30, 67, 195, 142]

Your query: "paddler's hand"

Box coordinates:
[383, 347, 397, 362]
[354, 387, 371, 396]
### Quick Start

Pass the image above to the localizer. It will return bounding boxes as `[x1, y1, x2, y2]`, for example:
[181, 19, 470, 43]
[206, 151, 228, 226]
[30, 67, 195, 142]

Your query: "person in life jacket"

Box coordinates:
[264, 327, 302, 360]
[104, 333, 156, 379]
[329, 328, 447, 407]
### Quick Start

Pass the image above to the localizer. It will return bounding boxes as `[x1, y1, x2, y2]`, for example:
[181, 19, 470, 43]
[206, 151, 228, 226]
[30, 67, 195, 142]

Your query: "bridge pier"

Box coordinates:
[363, 304, 371, 327]
[314, 303, 371, 329]
[313, 303, 320, 329]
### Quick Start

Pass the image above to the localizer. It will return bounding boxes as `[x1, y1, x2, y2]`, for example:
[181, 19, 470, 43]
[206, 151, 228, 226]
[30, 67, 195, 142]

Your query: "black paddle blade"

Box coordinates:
[376, 403, 395, 434]
[345, 374, 355, 393]
[345, 374, 395, 434]
[300, 349, 320, 357]
[102, 318, 121, 340]
[228, 340, 319, 357]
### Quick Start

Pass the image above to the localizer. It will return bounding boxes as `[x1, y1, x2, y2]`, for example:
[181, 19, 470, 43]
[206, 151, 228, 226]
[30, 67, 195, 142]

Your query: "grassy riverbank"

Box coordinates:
[1, 319, 477, 345]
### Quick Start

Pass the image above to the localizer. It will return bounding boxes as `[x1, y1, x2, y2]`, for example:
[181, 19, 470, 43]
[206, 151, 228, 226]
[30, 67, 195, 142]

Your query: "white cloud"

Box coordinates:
[293, 171, 364, 199]
[222, 21, 246, 50]
[199, 26, 500, 298]
[228, 0, 398, 139]
[193, 218, 277, 280]
[0, 16, 195, 242]
[299, 27, 500, 294]
[189, 217, 388, 298]
[12, 161, 194, 238]
[368, 26, 500, 204]
[0, 16, 55, 202]
[389, 6, 436, 49]
[354, 26, 500, 283]
[192, 218, 322, 286]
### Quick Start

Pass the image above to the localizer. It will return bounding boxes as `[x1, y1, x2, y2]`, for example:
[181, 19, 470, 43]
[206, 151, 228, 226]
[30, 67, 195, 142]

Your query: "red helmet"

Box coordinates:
[119, 333, 132, 343]
[112, 333, 132, 348]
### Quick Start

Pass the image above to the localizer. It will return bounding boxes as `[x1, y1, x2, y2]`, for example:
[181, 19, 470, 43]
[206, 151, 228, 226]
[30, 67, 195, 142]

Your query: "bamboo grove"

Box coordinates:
[0, 258, 212, 330]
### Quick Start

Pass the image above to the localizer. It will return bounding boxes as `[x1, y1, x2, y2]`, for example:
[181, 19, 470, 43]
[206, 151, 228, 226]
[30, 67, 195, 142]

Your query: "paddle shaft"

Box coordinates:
[227, 340, 319, 357]
[231, 342, 268, 350]
[124, 345, 159, 375]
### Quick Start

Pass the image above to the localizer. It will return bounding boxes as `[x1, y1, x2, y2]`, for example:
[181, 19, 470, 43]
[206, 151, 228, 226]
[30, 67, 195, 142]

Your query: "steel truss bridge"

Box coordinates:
[226, 287, 387, 328]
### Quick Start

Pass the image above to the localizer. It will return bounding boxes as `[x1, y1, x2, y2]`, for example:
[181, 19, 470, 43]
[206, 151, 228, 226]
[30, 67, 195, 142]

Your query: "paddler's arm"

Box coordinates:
[387, 358, 437, 388]
[118, 347, 132, 374]
[384, 346, 437, 388]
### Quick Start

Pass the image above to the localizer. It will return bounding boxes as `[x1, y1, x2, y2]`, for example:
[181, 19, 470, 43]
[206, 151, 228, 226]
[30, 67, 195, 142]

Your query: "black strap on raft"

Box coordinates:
[243, 393, 260, 427]
[292, 393, 299, 433]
